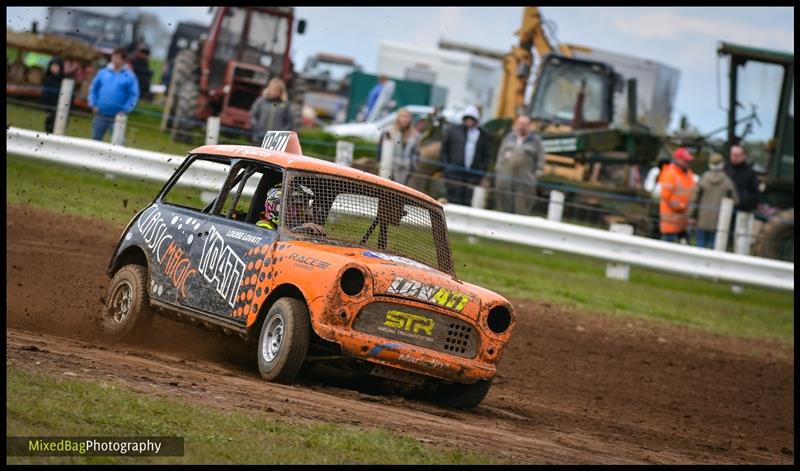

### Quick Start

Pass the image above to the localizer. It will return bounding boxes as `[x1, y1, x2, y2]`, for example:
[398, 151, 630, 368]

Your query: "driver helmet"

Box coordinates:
[284, 184, 315, 227]
[263, 185, 282, 227]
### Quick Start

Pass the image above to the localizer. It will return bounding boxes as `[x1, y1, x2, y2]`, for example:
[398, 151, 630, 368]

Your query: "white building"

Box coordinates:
[376, 40, 504, 122]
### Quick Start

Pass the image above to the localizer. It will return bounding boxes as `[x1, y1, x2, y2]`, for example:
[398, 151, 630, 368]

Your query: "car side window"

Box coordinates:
[217, 162, 284, 224]
[161, 156, 232, 212]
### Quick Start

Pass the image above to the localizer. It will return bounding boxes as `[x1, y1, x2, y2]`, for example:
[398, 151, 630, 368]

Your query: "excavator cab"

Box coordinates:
[527, 55, 621, 131]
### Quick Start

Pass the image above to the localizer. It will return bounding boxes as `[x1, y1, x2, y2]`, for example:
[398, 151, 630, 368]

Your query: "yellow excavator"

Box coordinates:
[486, 7, 680, 235]
[496, 7, 585, 120]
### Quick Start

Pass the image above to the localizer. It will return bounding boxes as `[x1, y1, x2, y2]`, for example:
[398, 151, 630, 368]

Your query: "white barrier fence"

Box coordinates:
[6, 126, 793, 291]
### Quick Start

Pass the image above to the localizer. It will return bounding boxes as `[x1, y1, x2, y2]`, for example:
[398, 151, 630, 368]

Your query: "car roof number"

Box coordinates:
[261, 131, 292, 152]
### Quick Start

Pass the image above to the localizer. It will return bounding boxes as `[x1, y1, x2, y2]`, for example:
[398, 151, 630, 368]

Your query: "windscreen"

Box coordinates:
[531, 61, 608, 123]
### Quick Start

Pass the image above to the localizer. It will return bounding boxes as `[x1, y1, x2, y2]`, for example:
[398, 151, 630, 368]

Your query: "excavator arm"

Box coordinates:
[496, 7, 576, 119]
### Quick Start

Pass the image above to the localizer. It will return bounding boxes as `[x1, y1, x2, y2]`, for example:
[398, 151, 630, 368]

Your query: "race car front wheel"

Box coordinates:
[97, 265, 154, 341]
[257, 297, 310, 384]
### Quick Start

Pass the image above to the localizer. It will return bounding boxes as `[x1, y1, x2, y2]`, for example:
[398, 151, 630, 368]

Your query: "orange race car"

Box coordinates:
[101, 131, 515, 408]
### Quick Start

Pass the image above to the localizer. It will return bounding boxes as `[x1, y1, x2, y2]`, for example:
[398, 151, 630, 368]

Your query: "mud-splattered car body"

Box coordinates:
[104, 133, 515, 407]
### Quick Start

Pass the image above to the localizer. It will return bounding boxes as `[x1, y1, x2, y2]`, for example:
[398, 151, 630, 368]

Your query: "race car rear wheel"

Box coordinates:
[434, 379, 492, 409]
[257, 297, 310, 384]
[97, 265, 154, 341]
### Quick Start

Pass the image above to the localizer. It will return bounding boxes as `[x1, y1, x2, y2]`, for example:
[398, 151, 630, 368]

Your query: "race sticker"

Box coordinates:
[386, 276, 470, 312]
[198, 225, 246, 307]
[287, 252, 330, 270]
[261, 131, 291, 152]
[378, 310, 435, 343]
[225, 230, 263, 245]
[362, 251, 431, 270]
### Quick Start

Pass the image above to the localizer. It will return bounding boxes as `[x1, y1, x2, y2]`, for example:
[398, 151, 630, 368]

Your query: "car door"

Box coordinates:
[183, 161, 284, 325]
[148, 155, 233, 309]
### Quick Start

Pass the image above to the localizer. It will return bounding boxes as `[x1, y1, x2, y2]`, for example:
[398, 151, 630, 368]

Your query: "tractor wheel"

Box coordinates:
[168, 49, 199, 139]
[173, 80, 199, 143]
[171, 49, 199, 84]
[753, 209, 794, 262]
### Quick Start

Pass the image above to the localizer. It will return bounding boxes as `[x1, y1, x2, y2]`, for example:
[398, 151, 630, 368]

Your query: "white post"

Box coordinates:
[53, 78, 75, 135]
[714, 197, 734, 252]
[606, 223, 634, 281]
[335, 140, 354, 167]
[379, 138, 394, 180]
[734, 211, 754, 255]
[547, 190, 565, 222]
[471, 186, 487, 209]
[111, 113, 127, 146]
[205, 116, 220, 145]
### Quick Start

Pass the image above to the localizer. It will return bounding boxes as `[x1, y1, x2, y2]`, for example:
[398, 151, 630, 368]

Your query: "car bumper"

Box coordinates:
[313, 321, 497, 384]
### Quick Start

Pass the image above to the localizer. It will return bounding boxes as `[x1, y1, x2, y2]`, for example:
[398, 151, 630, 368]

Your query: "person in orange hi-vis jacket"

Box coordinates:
[659, 147, 696, 243]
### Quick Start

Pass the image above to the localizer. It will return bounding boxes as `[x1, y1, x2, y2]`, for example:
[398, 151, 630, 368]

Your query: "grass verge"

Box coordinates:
[6, 367, 496, 464]
[6, 155, 794, 344]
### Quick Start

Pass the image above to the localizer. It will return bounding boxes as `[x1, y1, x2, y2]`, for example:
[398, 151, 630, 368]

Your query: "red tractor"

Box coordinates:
[166, 7, 306, 141]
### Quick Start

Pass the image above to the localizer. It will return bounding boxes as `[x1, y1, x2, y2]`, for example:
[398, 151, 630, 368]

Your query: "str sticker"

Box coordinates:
[379, 310, 435, 342]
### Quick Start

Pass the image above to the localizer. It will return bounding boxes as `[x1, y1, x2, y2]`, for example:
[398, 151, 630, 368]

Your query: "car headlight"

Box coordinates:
[487, 305, 512, 334]
[341, 267, 365, 296]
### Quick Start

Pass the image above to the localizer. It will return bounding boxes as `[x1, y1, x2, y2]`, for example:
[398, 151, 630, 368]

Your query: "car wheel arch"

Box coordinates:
[246, 283, 311, 343]
[109, 245, 149, 277]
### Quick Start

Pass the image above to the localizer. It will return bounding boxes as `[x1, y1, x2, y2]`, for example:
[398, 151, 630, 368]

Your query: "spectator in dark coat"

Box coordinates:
[440, 105, 492, 205]
[41, 56, 65, 133]
[724, 145, 760, 212]
[129, 44, 153, 102]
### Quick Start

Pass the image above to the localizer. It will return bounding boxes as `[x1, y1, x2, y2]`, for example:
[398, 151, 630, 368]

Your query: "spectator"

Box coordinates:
[440, 105, 492, 206]
[129, 44, 153, 102]
[493, 114, 545, 215]
[724, 145, 760, 213]
[690, 153, 739, 249]
[250, 78, 293, 145]
[365, 74, 388, 121]
[88, 47, 140, 142]
[378, 107, 421, 186]
[41, 56, 65, 134]
[659, 147, 696, 243]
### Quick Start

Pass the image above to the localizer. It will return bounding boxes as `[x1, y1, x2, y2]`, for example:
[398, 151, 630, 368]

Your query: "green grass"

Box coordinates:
[7, 367, 497, 464]
[6, 154, 794, 344]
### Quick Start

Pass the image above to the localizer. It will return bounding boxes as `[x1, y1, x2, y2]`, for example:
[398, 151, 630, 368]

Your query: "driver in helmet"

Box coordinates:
[256, 184, 326, 236]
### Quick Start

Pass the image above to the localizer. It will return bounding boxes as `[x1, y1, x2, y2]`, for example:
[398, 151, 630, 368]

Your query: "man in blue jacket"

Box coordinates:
[88, 48, 140, 142]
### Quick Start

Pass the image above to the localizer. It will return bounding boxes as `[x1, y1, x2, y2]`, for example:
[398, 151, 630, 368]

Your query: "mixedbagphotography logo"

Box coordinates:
[7, 437, 184, 457]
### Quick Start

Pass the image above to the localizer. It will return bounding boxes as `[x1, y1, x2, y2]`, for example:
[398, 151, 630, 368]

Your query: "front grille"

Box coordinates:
[444, 322, 472, 355]
[352, 301, 478, 359]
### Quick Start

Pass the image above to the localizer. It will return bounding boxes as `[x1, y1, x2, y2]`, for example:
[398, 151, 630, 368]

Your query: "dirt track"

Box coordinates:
[6, 204, 795, 464]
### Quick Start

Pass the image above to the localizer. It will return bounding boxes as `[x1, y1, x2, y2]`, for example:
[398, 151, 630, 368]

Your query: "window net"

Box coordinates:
[283, 171, 454, 275]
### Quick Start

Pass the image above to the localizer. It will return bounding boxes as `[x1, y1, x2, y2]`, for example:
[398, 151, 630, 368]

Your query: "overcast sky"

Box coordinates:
[6, 6, 794, 134]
